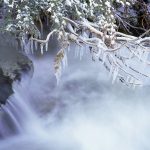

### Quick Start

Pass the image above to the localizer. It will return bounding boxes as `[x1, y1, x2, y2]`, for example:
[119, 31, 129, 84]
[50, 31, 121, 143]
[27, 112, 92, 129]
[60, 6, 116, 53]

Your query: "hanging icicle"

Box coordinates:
[129, 77, 134, 87]
[34, 41, 38, 50]
[132, 79, 136, 89]
[126, 75, 130, 84]
[20, 38, 24, 51]
[137, 47, 143, 60]
[80, 47, 84, 60]
[24, 40, 31, 54]
[102, 53, 107, 64]
[30, 38, 34, 54]
[39, 17, 43, 38]
[40, 44, 44, 55]
[21, 35, 26, 51]
[85, 45, 89, 54]
[143, 51, 149, 63]
[112, 67, 119, 84]
[109, 64, 114, 78]
[46, 15, 49, 26]
[95, 46, 102, 59]
[75, 46, 79, 57]
[46, 43, 48, 52]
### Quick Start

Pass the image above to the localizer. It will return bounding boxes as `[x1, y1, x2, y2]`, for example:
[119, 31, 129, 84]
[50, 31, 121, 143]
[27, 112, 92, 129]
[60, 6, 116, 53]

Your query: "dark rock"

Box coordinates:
[0, 33, 33, 106]
[115, 1, 150, 36]
[0, 68, 13, 105]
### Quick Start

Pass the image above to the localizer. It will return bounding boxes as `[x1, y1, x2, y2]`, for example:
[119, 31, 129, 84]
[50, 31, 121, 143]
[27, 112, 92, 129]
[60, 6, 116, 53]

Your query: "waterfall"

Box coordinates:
[0, 75, 45, 139]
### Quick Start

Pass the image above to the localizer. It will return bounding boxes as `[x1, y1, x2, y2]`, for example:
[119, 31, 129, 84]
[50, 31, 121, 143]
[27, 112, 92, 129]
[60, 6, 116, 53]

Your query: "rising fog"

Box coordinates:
[0, 46, 150, 150]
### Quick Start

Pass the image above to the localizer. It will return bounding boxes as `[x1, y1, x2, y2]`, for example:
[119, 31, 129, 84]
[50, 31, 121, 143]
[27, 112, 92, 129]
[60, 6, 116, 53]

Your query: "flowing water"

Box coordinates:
[1, 49, 150, 150]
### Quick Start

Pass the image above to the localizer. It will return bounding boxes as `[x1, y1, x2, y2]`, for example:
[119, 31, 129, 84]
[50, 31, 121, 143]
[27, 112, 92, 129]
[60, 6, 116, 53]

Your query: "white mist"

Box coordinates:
[0, 47, 150, 150]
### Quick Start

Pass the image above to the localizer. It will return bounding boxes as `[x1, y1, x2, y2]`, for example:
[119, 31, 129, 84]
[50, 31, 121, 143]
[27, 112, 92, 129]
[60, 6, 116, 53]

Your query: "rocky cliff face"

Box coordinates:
[0, 33, 33, 105]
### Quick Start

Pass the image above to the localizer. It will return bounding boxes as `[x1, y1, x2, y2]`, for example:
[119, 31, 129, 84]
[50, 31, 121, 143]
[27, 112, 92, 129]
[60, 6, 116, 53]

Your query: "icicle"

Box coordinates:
[46, 43, 48, 52]
[102, 53, 107, 64]
[35, 41, 38, 50]
[21, 36, 26, 51]
[81, 47, 84, 57]
[38, 32, 42, 39]
[126, 76, 130, 83]
[24, 40, 31, 54]
[95, 47, 102, 59]
[143, 51, 149, 63]
[80, 47, 84, 60]
[30, 39, 34, 54]
[20, 39, 24, 51]
[129, 77, 134, 88]
[85, 45, 89, 54]
[75, 48, 77, 57]
[27, 41, 31, 54]
[138, 49, 143, 60]
[75, 46, 79, 57]
[77, 47, 80, 57]
[65, 55, 68, 67]
[40, 24, 43, 38]
[74, 46, 77, 57]
[112, 67, 119, 84]
[40, 44, 44, 54]
[109, 64, 114, 78]
[132, 79, 136, 89]
[85, 45, 88, 54]
[46, 15, 49, 26]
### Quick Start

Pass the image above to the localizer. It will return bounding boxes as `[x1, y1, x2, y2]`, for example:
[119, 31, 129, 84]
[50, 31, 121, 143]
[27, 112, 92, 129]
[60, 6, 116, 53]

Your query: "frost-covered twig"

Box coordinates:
[31, 30, 57, 44]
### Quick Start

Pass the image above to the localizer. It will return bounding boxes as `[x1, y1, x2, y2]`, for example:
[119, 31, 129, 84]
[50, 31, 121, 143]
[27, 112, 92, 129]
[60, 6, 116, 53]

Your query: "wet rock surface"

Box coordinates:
[0, 69, 13, 105]
[0, 33, 33, 105]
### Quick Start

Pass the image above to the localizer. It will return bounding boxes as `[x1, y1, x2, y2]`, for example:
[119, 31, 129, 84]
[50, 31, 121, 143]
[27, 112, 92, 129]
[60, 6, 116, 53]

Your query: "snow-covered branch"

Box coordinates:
[2, 0, 150, 87]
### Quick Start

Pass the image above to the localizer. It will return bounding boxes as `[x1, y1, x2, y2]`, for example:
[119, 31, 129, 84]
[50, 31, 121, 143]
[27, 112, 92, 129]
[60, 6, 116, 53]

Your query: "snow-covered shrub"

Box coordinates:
[1, 0, 150, 87]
